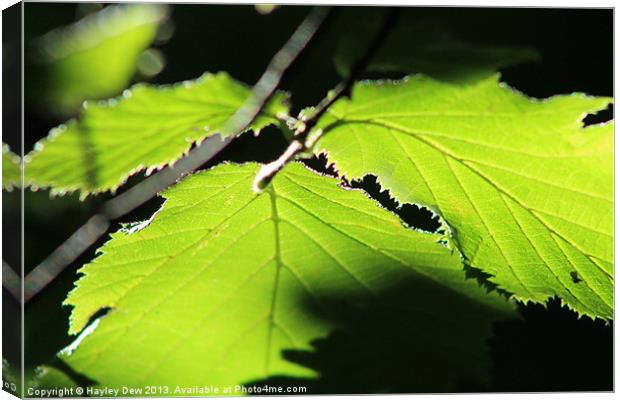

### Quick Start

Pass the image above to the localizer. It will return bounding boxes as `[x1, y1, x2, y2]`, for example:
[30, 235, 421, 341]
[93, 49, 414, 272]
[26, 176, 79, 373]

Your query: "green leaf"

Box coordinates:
[62, 162, 513, 392]
[30, 4, 167, 115]
[314, 74, 613, 319]
[335, 11, 538, 83]
[3, 143, 21, 190]
[24, 72, 289, 197]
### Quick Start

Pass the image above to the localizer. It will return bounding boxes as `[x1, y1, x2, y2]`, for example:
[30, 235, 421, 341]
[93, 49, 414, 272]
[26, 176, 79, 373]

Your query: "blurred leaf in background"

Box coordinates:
[334, 9, 539, 83]
[29, 4, 169, 116]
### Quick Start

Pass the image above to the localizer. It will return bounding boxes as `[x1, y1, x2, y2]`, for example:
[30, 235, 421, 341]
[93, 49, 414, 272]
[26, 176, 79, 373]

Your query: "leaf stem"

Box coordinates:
[252, 8, 400, 192]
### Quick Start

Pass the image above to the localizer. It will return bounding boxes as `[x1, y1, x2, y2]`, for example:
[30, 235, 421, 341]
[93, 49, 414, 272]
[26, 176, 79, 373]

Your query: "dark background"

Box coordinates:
[3, 3, 613, 393]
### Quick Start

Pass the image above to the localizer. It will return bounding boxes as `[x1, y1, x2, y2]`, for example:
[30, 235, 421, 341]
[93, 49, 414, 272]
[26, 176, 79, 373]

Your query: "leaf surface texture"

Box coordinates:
[62, 162, 513, 391]
[315, 75, 613, 319]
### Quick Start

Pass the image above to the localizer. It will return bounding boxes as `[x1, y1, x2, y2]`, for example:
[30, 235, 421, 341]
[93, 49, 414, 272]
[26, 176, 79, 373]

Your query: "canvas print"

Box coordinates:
[1, 2, 613, 397]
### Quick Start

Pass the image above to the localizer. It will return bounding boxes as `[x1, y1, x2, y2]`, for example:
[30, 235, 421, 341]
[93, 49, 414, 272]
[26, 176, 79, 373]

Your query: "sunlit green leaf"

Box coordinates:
[24, 72, 290, 197]
[62, 162, 513, 392]
[314, 74, 613, 319]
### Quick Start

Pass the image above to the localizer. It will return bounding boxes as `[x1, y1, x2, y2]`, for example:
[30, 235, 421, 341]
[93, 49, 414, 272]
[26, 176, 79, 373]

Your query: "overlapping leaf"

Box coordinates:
[30, 4, 167, 115]
[3, 143, 21, 190]
[25, 72, 289, 197]
[314, 74, 613, 319]
[62, 162, 513, 392]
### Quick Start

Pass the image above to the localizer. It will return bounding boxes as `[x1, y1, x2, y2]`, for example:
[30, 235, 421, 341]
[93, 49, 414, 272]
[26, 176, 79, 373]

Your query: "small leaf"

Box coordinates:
[24, 72, 289, 197]
[62, 162, 513, 391]
[30, 4, 167, 115]
[3, 143, 21, 191]
[313, 74, 613, 319]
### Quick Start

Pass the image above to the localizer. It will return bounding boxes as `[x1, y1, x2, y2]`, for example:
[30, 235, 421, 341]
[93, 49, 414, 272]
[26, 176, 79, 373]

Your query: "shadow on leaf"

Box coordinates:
[248, 273, 514, 394]
[247, 285, 613, 393]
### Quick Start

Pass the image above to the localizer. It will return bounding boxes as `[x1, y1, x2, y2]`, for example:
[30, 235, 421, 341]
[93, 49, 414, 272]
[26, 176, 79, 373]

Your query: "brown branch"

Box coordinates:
[253, 8, 400, 193]
[19, 6, 332, 303]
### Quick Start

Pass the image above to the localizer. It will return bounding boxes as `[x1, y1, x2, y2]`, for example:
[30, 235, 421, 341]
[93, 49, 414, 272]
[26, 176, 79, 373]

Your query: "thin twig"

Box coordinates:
[253, 8, 400, 193]
[222, 7, 332, 136]
[19, 7, 332, 303]
[3, 261, 21, 301]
